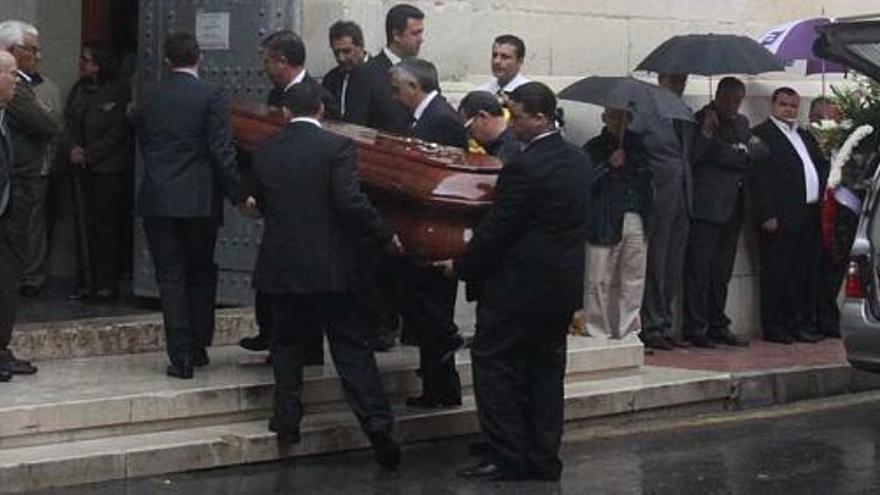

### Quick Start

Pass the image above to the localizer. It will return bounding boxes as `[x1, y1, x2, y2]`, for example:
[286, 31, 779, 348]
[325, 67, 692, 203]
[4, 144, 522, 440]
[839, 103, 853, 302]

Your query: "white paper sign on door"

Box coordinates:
[196, 12, 230, 51]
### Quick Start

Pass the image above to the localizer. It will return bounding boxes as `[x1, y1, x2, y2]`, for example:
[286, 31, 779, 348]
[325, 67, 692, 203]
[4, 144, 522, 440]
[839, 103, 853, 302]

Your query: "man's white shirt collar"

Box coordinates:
[479, 72, 530, 94]
[15, 70, 32, 84]
[172, 67, 199, 79]
[383, 47, 403, 66]
[413, 90, 438, 123]
[290, 117, 322, 128]
[283, 69, 307, 92]
[770, 115, 798, 134]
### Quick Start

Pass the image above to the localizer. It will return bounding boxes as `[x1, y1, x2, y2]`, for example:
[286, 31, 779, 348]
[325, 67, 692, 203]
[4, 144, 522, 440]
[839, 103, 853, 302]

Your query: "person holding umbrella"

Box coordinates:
[582, 107, 652, 340]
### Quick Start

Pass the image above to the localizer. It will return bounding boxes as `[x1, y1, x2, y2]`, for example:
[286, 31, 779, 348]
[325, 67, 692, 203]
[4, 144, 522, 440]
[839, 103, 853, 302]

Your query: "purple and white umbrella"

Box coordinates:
[758, 17, 846, 75]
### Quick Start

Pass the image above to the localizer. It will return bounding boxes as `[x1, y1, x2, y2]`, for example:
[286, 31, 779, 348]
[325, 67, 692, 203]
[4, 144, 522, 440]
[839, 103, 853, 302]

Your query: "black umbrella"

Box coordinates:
[635, 34, 785, 75]
[559, 76, 694, 122]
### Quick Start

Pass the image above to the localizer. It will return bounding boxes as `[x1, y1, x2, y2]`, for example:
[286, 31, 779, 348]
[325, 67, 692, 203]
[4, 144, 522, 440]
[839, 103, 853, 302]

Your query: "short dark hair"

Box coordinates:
[164, 32, 199, 68]
[772, 86, 799, 102]
[262, 30, 306, 67]
[281, 81, 323, 117]
[509, 81, 558, 120]
[82, 45, 118, 83]
[810, 96, 833, 114]
[459, 90, 504, 118]
[716, 76, 745, 95]
[385, 3, 424, 45]
[391, 58, 438, 93]
[329, 20, 364, 47]
[494, 34, 525, 61]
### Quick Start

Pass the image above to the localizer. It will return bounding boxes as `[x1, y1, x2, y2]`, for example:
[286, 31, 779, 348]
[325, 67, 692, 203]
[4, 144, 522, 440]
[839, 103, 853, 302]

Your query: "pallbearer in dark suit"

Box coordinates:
[458, 90, 521, 163]
[750, 87, 829, 344]
[683, 77, 752, 348]
[251, 83, 401, 469]
[135, 33, 255, 379]
[388, 58, 466, 408]
[344, 3, 424, 134]
[322, 21, 370, 121]
[440, 82, 592, 481]
[0, 50, 36, 381]
[239, 30, 333, 362]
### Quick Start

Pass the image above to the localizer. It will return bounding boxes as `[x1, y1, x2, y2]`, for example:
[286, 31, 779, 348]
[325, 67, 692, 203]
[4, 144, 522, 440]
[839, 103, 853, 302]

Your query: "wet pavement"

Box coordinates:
[31, 394, 880, 494]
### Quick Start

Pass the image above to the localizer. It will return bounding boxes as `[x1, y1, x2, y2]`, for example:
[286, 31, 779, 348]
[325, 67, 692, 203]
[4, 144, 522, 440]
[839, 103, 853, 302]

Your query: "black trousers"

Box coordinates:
[0, 213, 21, 349]
[10, 175, 49, 290]
[72, 171, 128, 292]
[143, 217, 219, 364]
[472, 307, 569, 479]
[397, 259, 461, 400]
[759, 206, 821, 338]
[265, 292, 394, 439]
[683, 194, 743, 338]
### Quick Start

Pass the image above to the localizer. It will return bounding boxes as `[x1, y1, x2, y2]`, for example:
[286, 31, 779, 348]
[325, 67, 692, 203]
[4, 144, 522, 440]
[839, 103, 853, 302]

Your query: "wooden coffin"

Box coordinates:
[229, 102, 502, 260]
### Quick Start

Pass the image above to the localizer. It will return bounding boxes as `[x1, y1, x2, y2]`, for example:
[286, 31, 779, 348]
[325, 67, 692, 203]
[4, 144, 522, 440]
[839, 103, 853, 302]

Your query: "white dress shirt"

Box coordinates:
[172, 67, 199, 79]
[382, 47, 402, 66]
[478, 73, 530, 94]
[412, 90, 438, 125]
[770, 116, 820, 204]
[290, 116, 322, 128]
[283, 69, 307, 92]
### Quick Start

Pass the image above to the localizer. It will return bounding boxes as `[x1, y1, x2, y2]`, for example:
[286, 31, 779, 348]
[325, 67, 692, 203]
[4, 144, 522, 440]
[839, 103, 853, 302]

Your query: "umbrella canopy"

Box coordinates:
[758, 17, 846, 74]
[635, 34, 785, 76]
[559, 76, 695, 122]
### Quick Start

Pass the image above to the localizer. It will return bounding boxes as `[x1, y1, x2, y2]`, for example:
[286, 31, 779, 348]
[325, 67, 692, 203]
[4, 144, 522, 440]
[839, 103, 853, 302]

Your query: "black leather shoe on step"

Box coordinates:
[268, 417, 301, 445]
[0, 367, 11, 382]
[0, 351, 37, 375]
[641, 333, 673, 350]
[406, 394, 462, 409]
[370, 432, 401, 469]
[709, 330, 749, 347]
[764, 333, 793, 345]
[457, 462, 522, 481]
[686, 335, 716, 349]
[166, 361, 194, 379]
[239, 335, 269, 352]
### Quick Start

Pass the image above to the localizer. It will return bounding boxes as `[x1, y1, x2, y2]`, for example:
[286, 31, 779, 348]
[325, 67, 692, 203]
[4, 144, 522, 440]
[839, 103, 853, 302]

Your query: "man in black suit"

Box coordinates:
[135, 32, 255, 379]
[239, 30, 336, 359]
[750, 87, 829, 344]
[251, 83, 401, 469]
[387, 57, 466, 408]
[458, 90, 521, 163]
[683, 77, 752, 348]
[0, 50, 35, 381]
[322, 21, 370, 121]
[260, 30, 338, 118]
[440, 82, 592, 481]
[345, 3, 424, 134]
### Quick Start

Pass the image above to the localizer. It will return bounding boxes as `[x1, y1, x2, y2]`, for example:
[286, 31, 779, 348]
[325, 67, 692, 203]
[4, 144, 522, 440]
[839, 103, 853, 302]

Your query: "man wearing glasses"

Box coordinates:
[0, 21, 59, 305]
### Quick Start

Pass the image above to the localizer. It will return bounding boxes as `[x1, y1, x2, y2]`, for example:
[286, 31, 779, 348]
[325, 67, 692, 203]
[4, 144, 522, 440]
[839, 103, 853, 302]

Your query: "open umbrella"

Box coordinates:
[758, 17, 846, 75]
[635, 34, 785, 75]
[559, 76, 694, 122]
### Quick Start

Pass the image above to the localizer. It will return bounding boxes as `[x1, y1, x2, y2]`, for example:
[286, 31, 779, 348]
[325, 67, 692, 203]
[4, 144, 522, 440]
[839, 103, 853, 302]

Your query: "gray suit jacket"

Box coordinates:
[631, 110, 694, 213]
[7, 76, 60, 178]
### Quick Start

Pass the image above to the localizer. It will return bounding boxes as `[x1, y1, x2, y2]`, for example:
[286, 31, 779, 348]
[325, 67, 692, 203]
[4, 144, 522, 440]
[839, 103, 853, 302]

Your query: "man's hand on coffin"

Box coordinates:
[431, 259, 455, 278]
[238, 196, 260, 219]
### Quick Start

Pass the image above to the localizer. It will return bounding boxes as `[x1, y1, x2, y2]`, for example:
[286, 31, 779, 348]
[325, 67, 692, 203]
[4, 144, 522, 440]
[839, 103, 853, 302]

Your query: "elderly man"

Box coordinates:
[458, 90, 520, 163]
[750, 87, 829, 344]
[388, 58, 466, 408]
[322, 21, 370, 121]
[0, 50, 37, 380]
[478, 35, 530, 96]
[345, 3, 425, 133]
[0, 20, 59, 298]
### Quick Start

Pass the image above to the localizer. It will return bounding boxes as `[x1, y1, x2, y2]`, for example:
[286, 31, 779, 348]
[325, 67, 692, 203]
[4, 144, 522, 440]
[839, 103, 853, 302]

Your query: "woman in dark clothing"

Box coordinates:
[65, 46, 133, 301]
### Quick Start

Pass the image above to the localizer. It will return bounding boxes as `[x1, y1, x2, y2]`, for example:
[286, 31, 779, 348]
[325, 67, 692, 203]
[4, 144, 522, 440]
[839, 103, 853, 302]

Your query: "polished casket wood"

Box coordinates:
[229, 102, 502, 260]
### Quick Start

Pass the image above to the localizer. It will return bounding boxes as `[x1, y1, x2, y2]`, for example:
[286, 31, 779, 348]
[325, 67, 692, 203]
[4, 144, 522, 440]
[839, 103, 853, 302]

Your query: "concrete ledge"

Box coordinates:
[0, 337, 643, 449]
[0, 366, 726, 493]
[730, 364, 880, 409]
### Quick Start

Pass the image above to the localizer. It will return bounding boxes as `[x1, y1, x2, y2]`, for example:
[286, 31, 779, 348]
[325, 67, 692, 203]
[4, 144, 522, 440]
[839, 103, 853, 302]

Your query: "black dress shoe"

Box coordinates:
[686, 335, 716, 349]
[193, 348, 210, 367]
[641, 333, 673, 350]
[370, 432, 401, 469]
[68, 288, 92, 301]
[268, 417, 301, 445]
[406, 394, 462, 409]
[764, 333, 793, 344]
[239, 335, 269, 352]
[166, 362, 194, 379]
[19, 285, 41, 298]
[793, 331, 825, 343]
[457, 462, 522, 481]
[667, 336, 692, 348]
[0, 367, 11, 382]
[709, 330, 749, 347]
[0, 351, 37, 375]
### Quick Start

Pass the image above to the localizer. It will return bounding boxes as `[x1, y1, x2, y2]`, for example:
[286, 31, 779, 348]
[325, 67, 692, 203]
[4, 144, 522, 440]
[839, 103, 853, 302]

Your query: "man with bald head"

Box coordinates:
[0, 50, 37, 381]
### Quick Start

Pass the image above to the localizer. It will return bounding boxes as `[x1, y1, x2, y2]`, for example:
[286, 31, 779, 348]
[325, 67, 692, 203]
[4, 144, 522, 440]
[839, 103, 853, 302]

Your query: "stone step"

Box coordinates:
[0, 365, 730, 493]
[0, 336, 643, 450]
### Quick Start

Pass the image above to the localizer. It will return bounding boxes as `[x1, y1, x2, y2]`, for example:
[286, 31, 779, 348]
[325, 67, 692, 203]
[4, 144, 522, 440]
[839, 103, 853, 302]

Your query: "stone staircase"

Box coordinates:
[0, 311, 734, 492]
